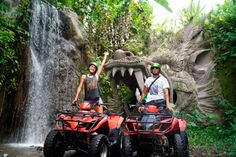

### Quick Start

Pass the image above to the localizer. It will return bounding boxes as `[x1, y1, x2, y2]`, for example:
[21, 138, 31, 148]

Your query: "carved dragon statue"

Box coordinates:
[105, 21, 222, 119]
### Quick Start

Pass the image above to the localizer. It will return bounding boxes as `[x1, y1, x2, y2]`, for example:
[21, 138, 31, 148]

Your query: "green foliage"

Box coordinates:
[0, 1, 29, 93]
[201, 3, 236, 154]
[117, 83, 132, 105]
[0, 1, 10, 13]
[154, 0, 206, 34]
[188, 125, 236, 155]
[47, 0, 170, 56]
[178, 0, 206, 26]
[204, 0, 236, 69]
[154, 0, 172, 12]
[204, 0, 236, 110]
[216, 62, 236, 105]
[123, 38, 145, 56]
[128, 1, 153, 55]
[99, 73, 112, 102]
[213, 97, 236, 126]
[175, 110, 208, 128]
[178, 110, 236, 155]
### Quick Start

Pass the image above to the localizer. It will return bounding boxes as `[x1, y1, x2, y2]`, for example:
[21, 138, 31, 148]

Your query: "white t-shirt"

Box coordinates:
[144, 75, 170, 103]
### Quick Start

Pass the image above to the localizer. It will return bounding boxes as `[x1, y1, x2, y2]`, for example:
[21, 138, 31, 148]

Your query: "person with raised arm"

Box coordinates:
[72, 52, 109, 113]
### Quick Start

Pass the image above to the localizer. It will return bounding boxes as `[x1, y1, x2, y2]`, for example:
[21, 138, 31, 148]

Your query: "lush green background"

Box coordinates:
[204, 0, 236, 105]
[202, 1, 236, 154]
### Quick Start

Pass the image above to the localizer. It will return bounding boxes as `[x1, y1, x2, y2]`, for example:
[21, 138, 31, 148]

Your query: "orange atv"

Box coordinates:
[43, 101, 124, 157]
[121, 104, 189, 157]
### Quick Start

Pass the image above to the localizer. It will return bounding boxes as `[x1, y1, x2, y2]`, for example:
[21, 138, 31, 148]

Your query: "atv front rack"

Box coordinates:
[55, 111, 106, 132]
[123, 113, 173, 134]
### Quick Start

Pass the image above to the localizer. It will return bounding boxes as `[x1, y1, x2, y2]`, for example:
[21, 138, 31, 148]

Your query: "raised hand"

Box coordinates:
[104, 52, 109, 56]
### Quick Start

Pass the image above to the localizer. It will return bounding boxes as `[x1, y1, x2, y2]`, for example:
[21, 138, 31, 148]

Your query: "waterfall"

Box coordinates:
[22, 0, 61, 144]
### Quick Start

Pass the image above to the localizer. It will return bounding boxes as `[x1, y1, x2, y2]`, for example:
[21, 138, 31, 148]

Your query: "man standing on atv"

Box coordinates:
[72, 52, 109, 114]
[139, 63, 174, 113]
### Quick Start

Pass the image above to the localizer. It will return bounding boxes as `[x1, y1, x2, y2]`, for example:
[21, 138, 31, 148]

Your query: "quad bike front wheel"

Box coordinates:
[89, 134, 109, 157]
[173, 132, 189, 157]
[180, 131, 189, 157]
[43, 130, 66, 157]
[110, 128, 122, 157]
[121, 135, 133, 157]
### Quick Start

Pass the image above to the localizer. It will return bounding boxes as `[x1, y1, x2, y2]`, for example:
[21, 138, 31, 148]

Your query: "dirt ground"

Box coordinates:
[0, 145, 79, 157]
[0, 144, 229, 157]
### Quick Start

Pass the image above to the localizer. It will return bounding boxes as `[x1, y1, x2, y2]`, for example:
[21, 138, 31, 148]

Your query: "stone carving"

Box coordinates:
[105, 49, 174, 113]
[105, 21, 221, 118]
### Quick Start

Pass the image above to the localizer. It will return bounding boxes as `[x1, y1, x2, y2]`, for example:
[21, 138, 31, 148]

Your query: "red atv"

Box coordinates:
[43, 101, 124, 157]
[121, 104, 189, 157]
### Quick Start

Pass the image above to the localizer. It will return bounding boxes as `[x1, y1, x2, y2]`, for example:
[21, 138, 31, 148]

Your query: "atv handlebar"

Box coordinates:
[128, 103, 144, 113]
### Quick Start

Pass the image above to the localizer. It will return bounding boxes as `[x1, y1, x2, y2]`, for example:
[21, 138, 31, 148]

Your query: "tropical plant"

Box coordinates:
[204, 0, 236, 68]
[200, 1, 236, 153]
[212, 97, 236, 126]
[178, 0, 206, 26]
[204, 0, 236, 106]
[46, 0, 171, 57]
[0, 1, 29, 93]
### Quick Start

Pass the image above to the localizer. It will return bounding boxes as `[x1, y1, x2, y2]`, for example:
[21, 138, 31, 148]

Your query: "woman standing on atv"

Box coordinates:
[72, 52, 109, 113]
[139, 63, 174, 113]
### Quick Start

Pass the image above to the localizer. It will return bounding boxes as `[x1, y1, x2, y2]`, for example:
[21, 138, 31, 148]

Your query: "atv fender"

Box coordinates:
[108, 114, 124, 129]
[178, 119, 186, 131]
[90, 117, 109, 132]
[169, 118, 187, 132]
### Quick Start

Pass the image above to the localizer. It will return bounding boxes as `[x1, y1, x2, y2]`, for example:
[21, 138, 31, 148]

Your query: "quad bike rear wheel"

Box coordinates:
[89, 134, 109, 157]
[43, 130, 66, 157]
[121, 135, 133, 157]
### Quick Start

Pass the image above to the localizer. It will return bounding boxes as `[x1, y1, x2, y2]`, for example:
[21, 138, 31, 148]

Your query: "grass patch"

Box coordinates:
[187, 125, 236, 156]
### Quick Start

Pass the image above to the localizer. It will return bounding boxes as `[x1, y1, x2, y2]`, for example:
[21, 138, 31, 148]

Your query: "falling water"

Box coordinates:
[22, 0, 61, 144]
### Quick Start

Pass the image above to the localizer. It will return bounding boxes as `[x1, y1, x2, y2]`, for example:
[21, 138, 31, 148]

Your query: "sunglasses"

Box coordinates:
[151, 67, 160, 70]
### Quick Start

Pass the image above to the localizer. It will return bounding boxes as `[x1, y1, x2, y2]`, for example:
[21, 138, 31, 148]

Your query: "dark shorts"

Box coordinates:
[84, 97, 102, 106]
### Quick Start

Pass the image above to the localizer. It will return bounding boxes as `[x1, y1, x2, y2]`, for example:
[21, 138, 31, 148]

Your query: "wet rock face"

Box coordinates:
[106, 22, 222, 119]
[0, 1, 88, 143]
